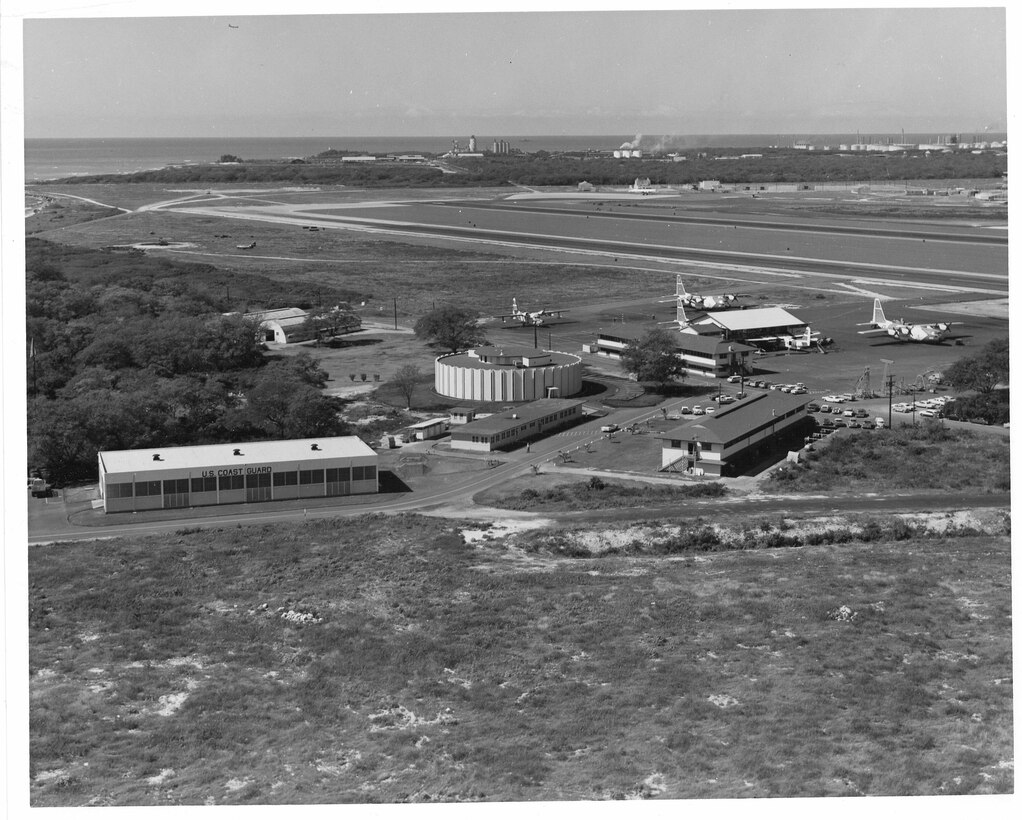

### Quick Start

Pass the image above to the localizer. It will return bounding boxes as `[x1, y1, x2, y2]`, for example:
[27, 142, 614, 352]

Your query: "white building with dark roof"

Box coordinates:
[594, 323, 757, 377]
[657, 392, 811, 477]
[449, 399, 586, 452]
[98, 436, 378, 513]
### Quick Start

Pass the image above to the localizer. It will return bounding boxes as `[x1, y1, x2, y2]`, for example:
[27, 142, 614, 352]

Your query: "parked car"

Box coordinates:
[875, 417, 886, 428]
[806, 402, 821, 412]
[843, 409, 855, 417]
[791, 387, 808, 395]
[705, 406, 716, 414]
[692, 406, 704, 416]
[726, 375, 742, 383]
[854, 409, 869, 418]
[717, 395, 736, 404]
[861, 421, 876, 430]
[833, 419, 848, 428]
[819, 404, 831, 413]
[680, 406, 691, 414]
[918, 409, 938, 418]
[822, 395, 845, 403]
[893, 402, 913, 413]
[600, 423, 620, 433]
[847, 421, 862, 428]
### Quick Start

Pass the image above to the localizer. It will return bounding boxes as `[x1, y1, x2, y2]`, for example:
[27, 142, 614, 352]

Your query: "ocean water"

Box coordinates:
[24, 133, 1006, 183]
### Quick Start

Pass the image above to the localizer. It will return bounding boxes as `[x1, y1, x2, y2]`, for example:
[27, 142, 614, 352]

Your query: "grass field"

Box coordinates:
[28, 514, 1012, 805]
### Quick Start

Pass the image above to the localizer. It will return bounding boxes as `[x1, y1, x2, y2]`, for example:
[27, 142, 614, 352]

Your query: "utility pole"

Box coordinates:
[886, 373, 895, 428]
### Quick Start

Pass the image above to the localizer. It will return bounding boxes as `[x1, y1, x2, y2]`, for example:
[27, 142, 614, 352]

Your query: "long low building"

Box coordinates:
[98, 436, 378, 513]
[657, 392, 811, 477]
[450, 398, 585, 452]
[594, 323, 756, 377]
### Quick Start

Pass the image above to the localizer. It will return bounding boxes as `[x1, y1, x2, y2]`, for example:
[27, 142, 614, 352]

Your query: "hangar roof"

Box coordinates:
[702, 307, 804, 331]
[244, 307, 308, 322]
[99, 436, 376, 474]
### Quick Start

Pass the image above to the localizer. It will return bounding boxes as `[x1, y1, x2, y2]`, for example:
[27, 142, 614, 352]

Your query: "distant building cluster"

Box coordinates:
[791, 134, 1008, 153]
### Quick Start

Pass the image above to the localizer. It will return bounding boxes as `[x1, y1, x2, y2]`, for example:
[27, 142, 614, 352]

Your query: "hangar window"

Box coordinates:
[352, 465, 377, 481]
[163, 479, 189, 495]
[218, 474, 244, 491]
[107, 482, 133, 499]
[191, 476, 217, 493]
[273, 471, 298, 487]
[134, 480, 162, 497]
[246, 472, 271, 489]
[326, 467, 351, 483]
[300, 469, 324, 485]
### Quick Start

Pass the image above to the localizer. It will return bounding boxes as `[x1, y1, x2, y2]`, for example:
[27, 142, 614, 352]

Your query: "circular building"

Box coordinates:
[435, 346, 582, 402]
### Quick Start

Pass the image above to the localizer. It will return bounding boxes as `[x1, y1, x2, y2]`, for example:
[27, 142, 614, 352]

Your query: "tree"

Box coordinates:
[299, 305, 361, 343]
[243, 374, 349, 439]
[944, 338, 1009, 394]
[620, 328, 684, 388]
[392, 364, 421, 409]
[413, 305, 487, 353]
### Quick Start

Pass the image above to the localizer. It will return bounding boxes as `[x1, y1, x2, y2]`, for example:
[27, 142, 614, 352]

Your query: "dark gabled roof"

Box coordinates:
[673, 335, 757, 355]
[452, 399, 584, 436]
[658, 391, 809, 444]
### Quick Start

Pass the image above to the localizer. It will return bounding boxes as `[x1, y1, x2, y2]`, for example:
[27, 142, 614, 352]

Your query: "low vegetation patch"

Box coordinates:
[28, 513, 1012, 804]
[766, 423, 1009, 493]
[490, 476, 726, 511]
[511, 510, 1009, 558]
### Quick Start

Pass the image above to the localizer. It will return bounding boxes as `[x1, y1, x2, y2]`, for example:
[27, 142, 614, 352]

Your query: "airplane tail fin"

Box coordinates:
[512, 297, 519, 314]
[872, 298, 887, 326]
[676, 275, 687, 297]
[676, 302, 689, 326]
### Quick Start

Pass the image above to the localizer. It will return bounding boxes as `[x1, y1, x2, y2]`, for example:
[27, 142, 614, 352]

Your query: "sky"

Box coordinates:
[12, 2, 1010, 138]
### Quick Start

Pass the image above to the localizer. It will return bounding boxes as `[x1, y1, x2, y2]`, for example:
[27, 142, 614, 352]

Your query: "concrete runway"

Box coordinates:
[163, 192, 1008, 299]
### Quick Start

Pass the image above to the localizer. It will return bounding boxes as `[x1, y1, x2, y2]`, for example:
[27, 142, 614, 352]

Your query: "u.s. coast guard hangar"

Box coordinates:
[98, 436, 379, 513]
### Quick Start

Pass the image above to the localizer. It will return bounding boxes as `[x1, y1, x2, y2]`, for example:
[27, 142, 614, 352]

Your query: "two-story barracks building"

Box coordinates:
[98, 436, 378, 513]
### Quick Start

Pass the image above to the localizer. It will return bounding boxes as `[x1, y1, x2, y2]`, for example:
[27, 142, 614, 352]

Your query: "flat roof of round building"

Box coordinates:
[441, 348, 581, 369]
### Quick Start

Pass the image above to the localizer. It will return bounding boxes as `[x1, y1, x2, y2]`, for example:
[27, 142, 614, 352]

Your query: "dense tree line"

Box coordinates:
[942, 338, 1010, 425]
[26, 240, 353, 484]
[46, 149, 1007, 189]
